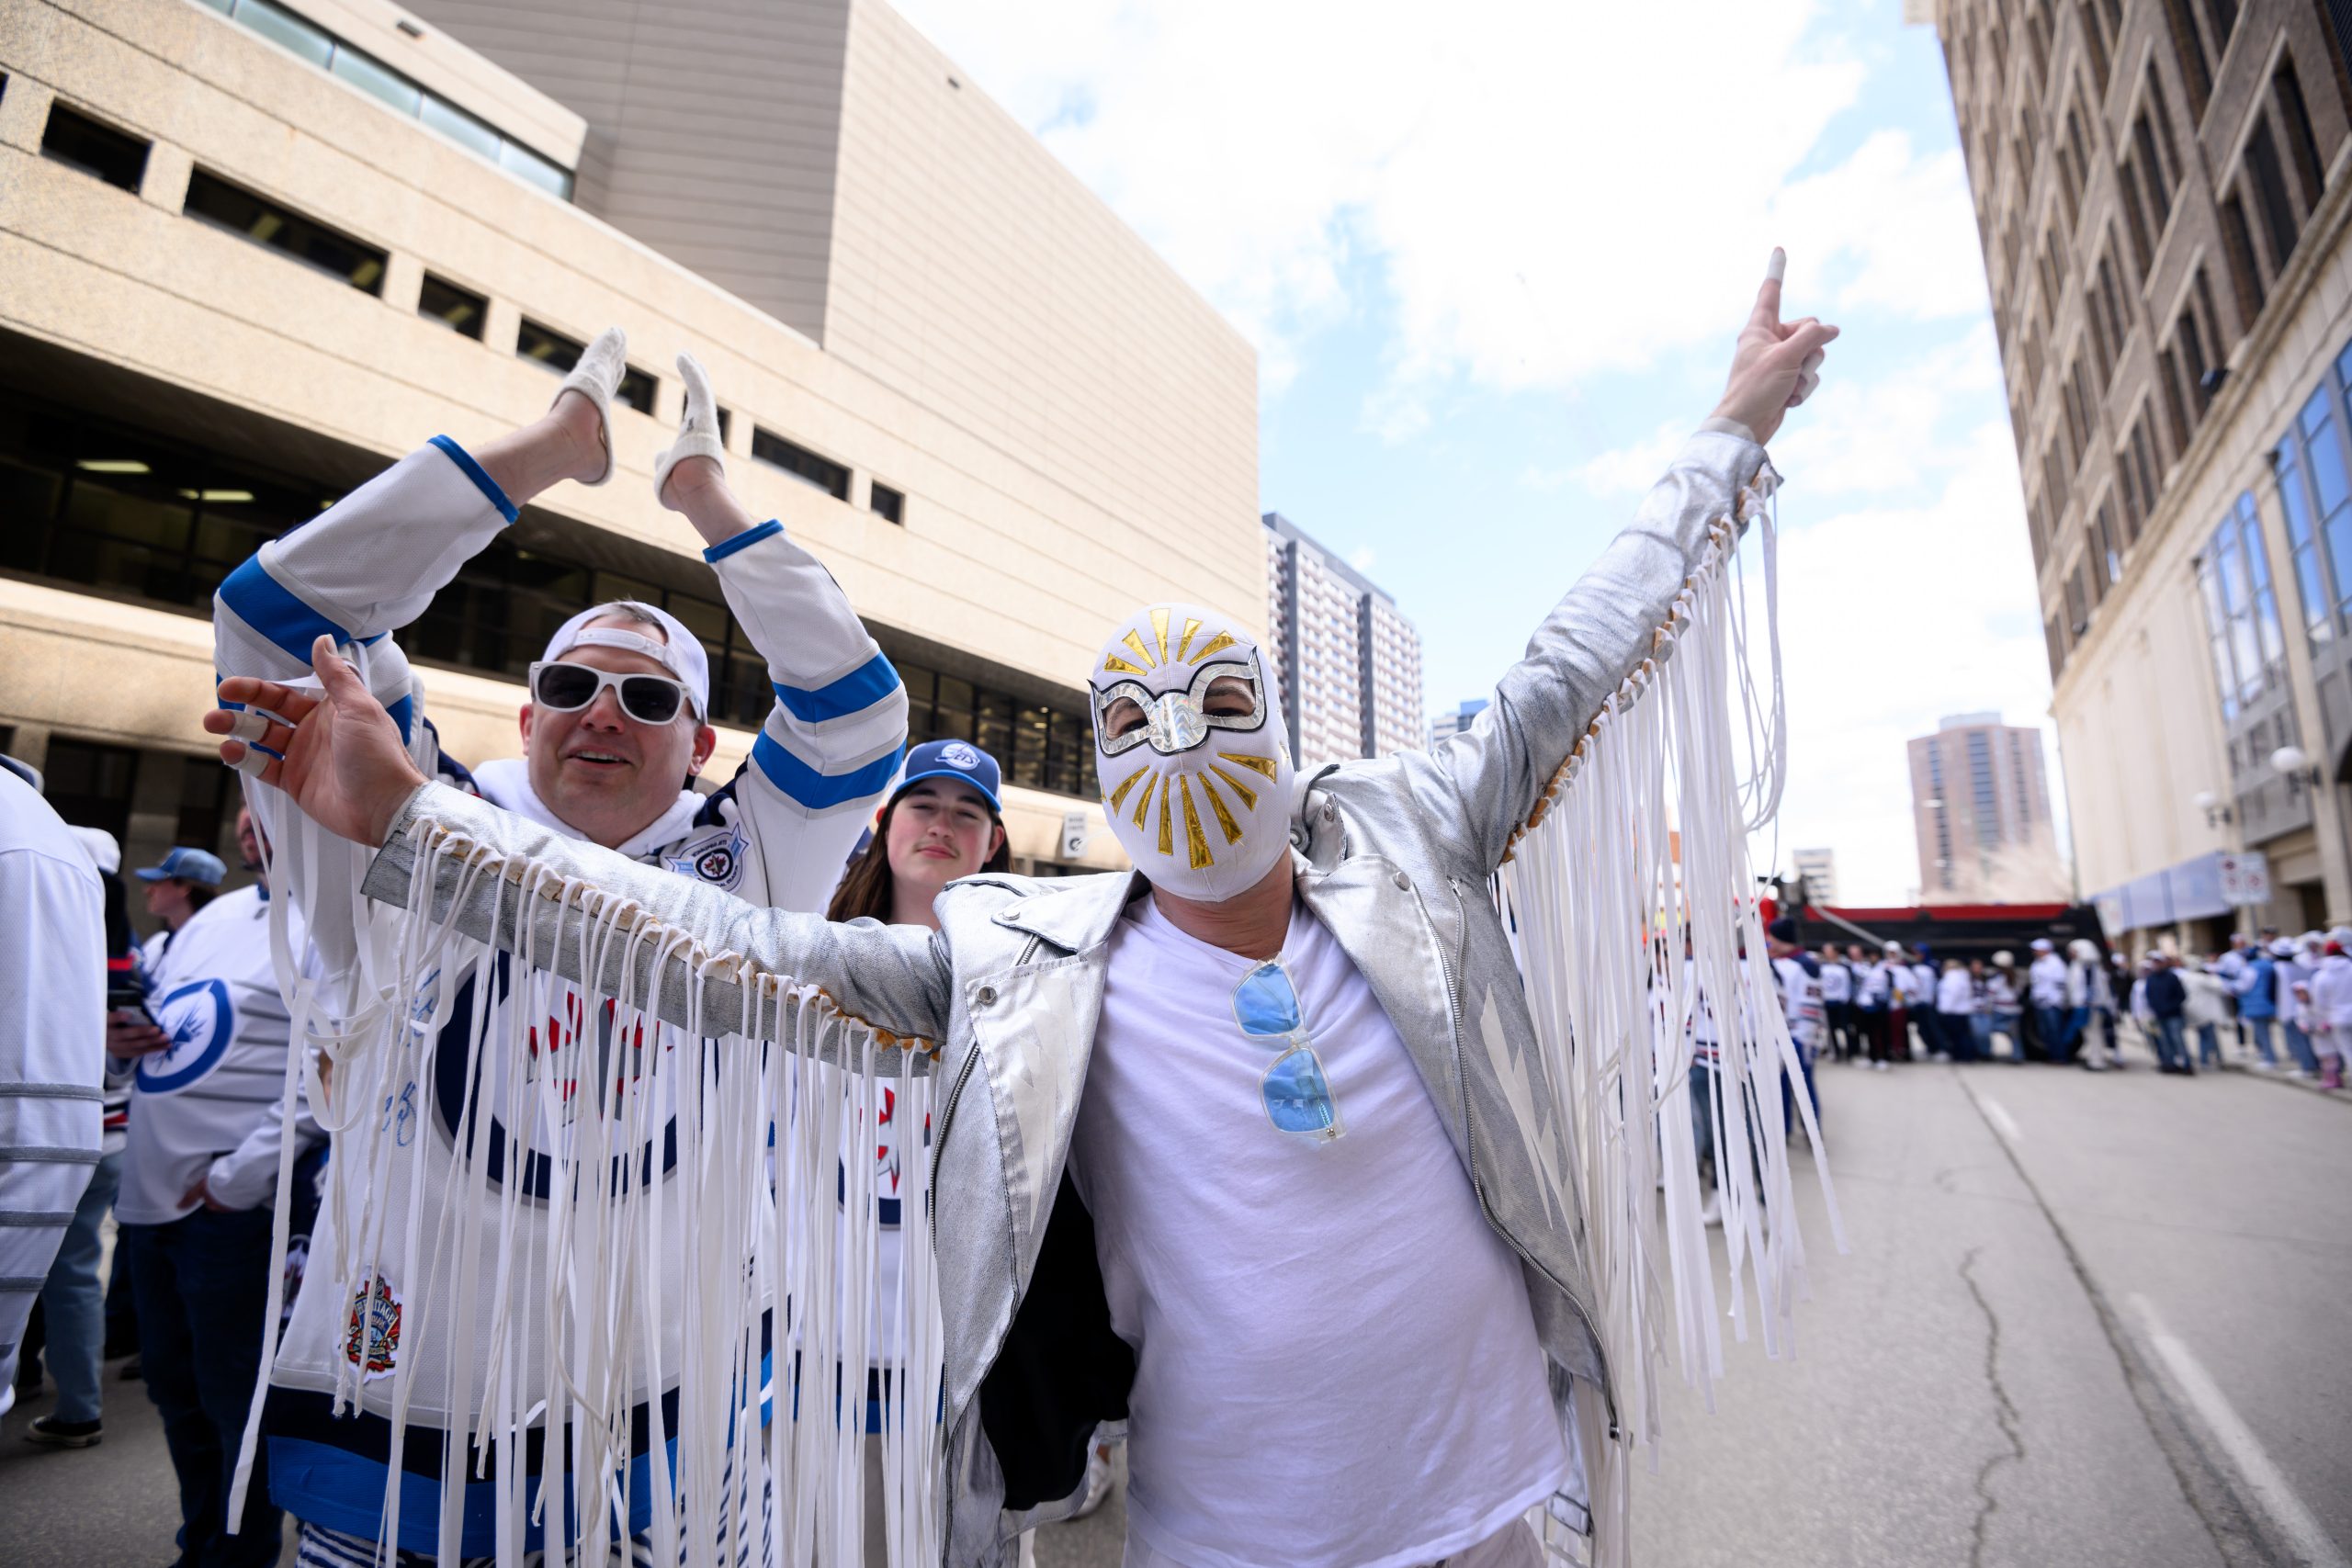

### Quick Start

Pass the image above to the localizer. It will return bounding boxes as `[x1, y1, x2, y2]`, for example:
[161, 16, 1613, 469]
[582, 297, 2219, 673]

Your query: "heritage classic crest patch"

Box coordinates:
[667, 828, 746, 891]
[344, 1274, 402, 1382]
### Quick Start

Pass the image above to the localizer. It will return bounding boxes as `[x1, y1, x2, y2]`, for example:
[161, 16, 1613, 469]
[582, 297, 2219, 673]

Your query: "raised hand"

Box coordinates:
[1713, 248, 1839, 446]
[202, 635, 426, 848]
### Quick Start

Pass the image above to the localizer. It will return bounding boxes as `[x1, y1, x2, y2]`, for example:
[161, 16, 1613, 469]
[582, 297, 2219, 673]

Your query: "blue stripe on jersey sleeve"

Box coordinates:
[219, 558, 351, 664]
[702, 519, 782, 562]
[751, 731, 903, 811]
[426, 435, 517, 524]
[384, 693, 414, 746]
[773, 651, 902, 725]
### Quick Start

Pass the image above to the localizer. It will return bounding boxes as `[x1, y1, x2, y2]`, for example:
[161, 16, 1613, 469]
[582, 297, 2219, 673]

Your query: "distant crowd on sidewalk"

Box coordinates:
[1793, 926, 2347, 1089]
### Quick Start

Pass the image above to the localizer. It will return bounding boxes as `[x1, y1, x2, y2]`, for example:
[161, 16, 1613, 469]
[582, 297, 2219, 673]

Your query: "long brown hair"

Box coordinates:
[826, 790, 1012, 923]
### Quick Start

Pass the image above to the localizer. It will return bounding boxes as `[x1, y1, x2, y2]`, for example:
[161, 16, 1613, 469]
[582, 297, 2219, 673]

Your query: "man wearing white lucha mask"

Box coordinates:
[216, 256, 1835, 1568]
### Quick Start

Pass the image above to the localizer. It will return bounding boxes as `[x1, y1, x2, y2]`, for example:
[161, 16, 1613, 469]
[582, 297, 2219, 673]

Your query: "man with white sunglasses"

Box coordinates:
[208, 328, 906, 1562]
[216, 258, 1835, 1567]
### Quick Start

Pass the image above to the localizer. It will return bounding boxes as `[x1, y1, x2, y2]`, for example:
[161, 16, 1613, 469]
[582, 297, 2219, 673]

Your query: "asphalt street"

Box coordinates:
[7, 1041, 2346, 1568]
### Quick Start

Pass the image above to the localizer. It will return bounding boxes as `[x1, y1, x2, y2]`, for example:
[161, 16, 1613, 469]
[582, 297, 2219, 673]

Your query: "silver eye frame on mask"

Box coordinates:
[1091, 660, 1268, 757]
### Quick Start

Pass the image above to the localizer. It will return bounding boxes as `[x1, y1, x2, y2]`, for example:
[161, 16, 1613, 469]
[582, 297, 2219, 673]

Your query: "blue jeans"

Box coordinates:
[2284, 1021, 2321, 1074]
[2196, 1022, 2222, 1066]
[2034, 1006, 2071, 1058]
[2242, 1016, 2279, 1066]
[123, 1205, 284, 1568]
[37, 1145, 122, 1425]
[1970, 1014, 1996, 1058]
[2152, 1015, 2189, 1070]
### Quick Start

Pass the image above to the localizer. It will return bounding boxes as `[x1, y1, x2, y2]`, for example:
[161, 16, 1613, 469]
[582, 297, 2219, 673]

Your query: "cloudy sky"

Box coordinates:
[896, 0, 2064, 905]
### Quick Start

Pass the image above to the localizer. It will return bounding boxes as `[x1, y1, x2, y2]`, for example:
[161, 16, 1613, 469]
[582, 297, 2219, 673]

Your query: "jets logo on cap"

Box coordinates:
[941, 743, 981, 770]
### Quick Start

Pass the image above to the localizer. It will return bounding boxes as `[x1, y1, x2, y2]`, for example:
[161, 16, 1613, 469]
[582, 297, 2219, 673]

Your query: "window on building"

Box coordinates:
[182, 169, 385, 294]
[2174, 300, 2212, 426]
[2158, 345, 2193, 457]
[2160, 0, 2211, 117]
[2274, 58, 2328, 213]
[2094, 498, 2123, 587]
[40, 103, 149, 192]
[616, 367, 656, 416]
[2132, 112, 2174, 233]
[417, 274, 486, 339]
[202, 0, 573, 199]
[2117, 150, 2154, 279]
[2197, 493, 2282, 720]
[2065, 565, 2090, 637]
[751, 428, 850, 502]
[716, 407, 732, 445]
[175, 753, 236, 858]
[2286, 378, 2352, 637]
[2045, 614, 2068, 678]
[42, 738, 140, 844]
[2245, 118, 2303, 280]
[2130, 413, 2160, 525]
[869, 481, 905, 525]
[2221, 192, 2268, 324]
[514, 319, 582, 373]
[2079, 0, 2111, 86]
[2273, 430, 2327, 638]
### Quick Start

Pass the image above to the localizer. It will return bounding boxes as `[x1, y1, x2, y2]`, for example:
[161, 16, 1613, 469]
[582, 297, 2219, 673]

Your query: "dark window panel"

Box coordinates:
[2221, 193, 2267, 326]
[233, 0, 333, 66]
[40, 103, 149, 192]
[183, 169, 386, 295]
[750, 428, 851, 502]
[2274, 60, 2328, 212]
[43, 739, 140, 845]
[2245, 119, 2301, 283]
[418, 274, 486, 339]
[870, 482, 905, 525]
[330, 45, 421, 116]
[514, 319, 583, 374]
[616, 367, 657, 416]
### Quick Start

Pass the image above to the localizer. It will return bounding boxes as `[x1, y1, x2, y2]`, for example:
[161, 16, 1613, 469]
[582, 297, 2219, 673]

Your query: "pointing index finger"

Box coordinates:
[1752, 247, 1787, 329]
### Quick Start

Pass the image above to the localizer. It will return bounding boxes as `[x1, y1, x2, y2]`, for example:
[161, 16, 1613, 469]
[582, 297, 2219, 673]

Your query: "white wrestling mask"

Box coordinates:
[1090, 603, 1295, 901]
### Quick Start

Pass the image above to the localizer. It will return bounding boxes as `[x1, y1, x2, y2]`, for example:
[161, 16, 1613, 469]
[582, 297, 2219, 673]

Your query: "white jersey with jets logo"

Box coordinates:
[116, 884, 313, 1224]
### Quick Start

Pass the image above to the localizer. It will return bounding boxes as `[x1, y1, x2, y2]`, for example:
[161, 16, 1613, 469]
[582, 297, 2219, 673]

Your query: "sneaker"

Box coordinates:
[1069, 1443, 1116, 1519]
[1873, 1060, 1891, 1072]
[25, 1416, 102, 1449]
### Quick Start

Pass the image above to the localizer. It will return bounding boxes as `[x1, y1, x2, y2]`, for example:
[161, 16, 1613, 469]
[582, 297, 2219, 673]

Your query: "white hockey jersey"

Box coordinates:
[213, 439, 908, 1555]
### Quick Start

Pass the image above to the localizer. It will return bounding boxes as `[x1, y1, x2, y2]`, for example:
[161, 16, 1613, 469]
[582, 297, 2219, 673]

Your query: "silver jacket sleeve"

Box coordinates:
[365, 783, 953, 1053]
[1402, 426, 1770, 874]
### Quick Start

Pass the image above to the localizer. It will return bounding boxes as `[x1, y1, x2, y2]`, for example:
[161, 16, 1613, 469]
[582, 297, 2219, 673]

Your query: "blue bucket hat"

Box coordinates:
[134, 846, 227, 888]
[892, 739, 1002, 813]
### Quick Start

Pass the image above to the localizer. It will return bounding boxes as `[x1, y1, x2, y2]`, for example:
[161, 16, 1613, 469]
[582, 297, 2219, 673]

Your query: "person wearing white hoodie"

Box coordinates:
[2276, 937, 2324, 1077]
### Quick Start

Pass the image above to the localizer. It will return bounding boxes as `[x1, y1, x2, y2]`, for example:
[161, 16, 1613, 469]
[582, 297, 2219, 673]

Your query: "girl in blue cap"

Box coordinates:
[828, 739, 1012, 927]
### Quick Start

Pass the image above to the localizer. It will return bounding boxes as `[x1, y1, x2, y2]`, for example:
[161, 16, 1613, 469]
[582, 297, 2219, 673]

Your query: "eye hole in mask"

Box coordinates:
[1094, 662, 1267, 757]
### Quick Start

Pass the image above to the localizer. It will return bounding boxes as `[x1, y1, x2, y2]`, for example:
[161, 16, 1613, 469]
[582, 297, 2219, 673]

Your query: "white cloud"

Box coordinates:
[1767, 319, 2003, 495]
[1744, 417, 2061, 906]
[891, 0, 1985, 416]
[1349, 546, 1378, 572]
[1566, 421, 1697, 497]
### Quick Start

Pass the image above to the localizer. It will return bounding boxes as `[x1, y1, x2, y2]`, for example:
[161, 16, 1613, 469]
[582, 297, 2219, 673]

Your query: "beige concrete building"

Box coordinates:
[1905, 713, 2064, 902]
[1261, 510, 1425, 767]
[1925, 0, 2352, 945]
[0, 0, 1263, 909]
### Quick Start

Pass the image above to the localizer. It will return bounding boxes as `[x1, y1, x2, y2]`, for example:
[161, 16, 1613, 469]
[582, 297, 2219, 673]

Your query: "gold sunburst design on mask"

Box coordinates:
[1196, 772, 1245, 845]
[1102, 653, 1148, 676]
[1189, 632, 1239, 663]
[1178, 776, 1215, 868]
[1155, 774, 1174, 856]
[1207, 761, 1260, 809]
[1149, 607, 1171, 662]
[1174, 616, 1203, 660]
[1217, 750, 1281, 781]
[1107, 765, 1148, 814]
[1130, 771, 1156, 830]
[1121, 629, 1154, 667]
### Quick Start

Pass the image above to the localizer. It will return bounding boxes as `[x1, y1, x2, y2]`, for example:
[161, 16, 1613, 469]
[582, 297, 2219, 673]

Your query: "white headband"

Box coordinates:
[543, 602, 711, 720]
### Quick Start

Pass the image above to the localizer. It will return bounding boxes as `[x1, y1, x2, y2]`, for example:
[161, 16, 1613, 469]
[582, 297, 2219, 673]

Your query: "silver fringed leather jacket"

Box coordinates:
[364, 427, 1770, 1565]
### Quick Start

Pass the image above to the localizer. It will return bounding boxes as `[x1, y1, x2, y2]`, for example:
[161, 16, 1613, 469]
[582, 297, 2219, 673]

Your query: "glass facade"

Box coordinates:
[0, 393, 1099, 801]
[2196, 493, 2285, 722]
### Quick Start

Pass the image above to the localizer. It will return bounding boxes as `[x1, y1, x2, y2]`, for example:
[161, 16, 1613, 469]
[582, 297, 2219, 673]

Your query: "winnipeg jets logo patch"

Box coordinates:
[668, 829, 746, 891]
[940, 742, 982, 771]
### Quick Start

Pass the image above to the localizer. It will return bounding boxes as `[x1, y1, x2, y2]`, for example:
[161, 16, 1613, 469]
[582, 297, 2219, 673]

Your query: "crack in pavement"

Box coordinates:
[1959, 1246, 2025, 1568]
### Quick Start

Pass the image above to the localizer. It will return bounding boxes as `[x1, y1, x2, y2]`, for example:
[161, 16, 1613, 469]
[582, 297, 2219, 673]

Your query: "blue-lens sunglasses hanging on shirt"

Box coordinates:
[1231, 958, 1344, 1143]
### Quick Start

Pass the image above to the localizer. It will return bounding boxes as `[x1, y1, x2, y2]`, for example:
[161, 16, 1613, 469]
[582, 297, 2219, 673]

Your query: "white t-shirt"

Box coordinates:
[1936, 968, 1976, 1014]
[1069, 897, 1568, 1568]
[2028, 953, 2068, 1007]
[1816, 962, 1851, 1004]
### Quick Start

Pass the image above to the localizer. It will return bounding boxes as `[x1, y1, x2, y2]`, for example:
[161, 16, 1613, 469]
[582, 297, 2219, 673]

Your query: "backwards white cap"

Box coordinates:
[542, 601, 711, 721]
